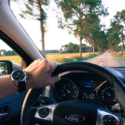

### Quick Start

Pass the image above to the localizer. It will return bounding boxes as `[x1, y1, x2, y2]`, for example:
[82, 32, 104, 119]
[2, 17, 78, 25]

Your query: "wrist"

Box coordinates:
[25, 71, 34, 90]
[8, 75, 18, 94]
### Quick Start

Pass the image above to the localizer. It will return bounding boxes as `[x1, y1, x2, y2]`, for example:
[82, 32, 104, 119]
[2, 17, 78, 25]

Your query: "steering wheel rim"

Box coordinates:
[20, 62, 125, 125]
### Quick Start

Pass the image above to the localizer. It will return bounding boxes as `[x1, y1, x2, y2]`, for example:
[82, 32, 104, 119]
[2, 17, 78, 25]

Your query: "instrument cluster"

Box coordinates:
[54, 78, 117, 106]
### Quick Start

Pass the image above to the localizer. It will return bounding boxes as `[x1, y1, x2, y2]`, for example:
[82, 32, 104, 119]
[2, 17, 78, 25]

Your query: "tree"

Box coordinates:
[119, 10, 125, 55]
[60, 42, 89, 53]
[90, 19, 101, 55]
[79, 0, 108, 55]
[107, 12, 123, 54]
[114, 10, 125, 55]
[12, 0, 49, 55]
[107, 25, 120, 53]
[56, 0, 87, 58]
[81, 4, 108, 55]
[95, 30, 106, 53]
[56, 0, 108, 58]
[82, 14, 103, 54]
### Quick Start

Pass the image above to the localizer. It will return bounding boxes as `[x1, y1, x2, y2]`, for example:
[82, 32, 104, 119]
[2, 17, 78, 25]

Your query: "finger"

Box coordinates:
[49, 74, 60, 85]
[36, 59, 43, 65]
[50, 61, 59, 73]
[30, 59, 42, 66]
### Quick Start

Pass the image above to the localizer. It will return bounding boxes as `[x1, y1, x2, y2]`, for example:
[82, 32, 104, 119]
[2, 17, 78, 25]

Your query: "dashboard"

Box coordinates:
[1, 67, 125, 125]
[54, 72, 118, 107]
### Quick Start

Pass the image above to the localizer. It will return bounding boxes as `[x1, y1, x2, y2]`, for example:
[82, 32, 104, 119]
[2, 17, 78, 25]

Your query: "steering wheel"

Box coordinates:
[20, 62, 125, 125]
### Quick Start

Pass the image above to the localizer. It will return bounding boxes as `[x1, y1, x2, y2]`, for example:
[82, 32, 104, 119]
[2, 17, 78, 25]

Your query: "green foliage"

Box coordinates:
[19, 0, 49, 24]
[56, 0, 108, 57]
[107, 10, 125, 53]
[120, 10, 125, 22]
[12, 0, 125, 54]
[14, 0, 50, 55]
[72, 56, 81, 60]
[83, 53, 102, 60]
[61, 58, 73, 63]
[0, 50, 17, 56]
[60, 42, 87, 53]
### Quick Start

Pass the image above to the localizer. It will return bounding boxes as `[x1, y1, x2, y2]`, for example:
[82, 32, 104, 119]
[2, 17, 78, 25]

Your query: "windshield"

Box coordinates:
[10, 0, 125, 67]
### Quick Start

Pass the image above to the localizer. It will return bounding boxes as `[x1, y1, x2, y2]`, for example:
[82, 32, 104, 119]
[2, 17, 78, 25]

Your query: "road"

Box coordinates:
[84, 52, 125, 67]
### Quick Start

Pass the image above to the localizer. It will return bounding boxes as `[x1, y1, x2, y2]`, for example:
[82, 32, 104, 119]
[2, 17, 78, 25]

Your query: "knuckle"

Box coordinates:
[54, 61, 58, 65]
[47, 63, 52, 72]
[55, 75, 60, 82]
[58, 75, 61, 81]
[48, 81, 53, 85]
[43, 59, 49, 64]
[38, 58, 42, 61]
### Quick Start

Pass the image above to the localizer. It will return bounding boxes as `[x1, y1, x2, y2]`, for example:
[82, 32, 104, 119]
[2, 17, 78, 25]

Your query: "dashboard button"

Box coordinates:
[83, 93, 88, 99]
[89, 93, 95, 100]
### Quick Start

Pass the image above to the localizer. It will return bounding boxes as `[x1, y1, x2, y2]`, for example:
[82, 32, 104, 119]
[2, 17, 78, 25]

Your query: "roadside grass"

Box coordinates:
[0, 52, 101, 64]
[46, 53, 102, 64]
[83, 53, 102, 60]
[112, 52, 125, 62]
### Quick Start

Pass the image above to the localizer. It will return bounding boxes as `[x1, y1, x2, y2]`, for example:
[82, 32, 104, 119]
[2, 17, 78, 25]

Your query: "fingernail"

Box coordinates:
[59, 74, 61, 80]
[56, 61, 59, 65]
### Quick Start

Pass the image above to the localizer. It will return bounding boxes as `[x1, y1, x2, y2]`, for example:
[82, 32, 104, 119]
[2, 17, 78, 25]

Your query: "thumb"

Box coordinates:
[50, 75, 60, 85]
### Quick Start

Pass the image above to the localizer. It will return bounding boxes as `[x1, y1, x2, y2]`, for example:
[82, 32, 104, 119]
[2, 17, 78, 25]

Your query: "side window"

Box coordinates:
[0, 39, 22, 76]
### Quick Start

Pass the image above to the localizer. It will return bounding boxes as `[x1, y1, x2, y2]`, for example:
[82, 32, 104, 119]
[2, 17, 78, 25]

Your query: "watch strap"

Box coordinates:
[17, 81, 26, 93]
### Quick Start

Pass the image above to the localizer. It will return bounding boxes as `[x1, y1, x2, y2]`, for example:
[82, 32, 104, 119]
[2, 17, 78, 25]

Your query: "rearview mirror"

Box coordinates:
[0, 61, 20, 76]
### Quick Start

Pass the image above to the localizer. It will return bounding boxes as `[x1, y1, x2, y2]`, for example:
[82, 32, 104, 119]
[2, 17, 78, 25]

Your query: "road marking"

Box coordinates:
[100, 63, 102, 66]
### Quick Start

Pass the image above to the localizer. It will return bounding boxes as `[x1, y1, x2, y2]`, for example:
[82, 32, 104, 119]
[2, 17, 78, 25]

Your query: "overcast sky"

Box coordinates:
[1, 0, 125, 50]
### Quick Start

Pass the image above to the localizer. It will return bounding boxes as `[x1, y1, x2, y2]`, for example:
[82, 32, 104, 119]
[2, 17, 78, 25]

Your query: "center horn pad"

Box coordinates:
[53, 100, 97, 125]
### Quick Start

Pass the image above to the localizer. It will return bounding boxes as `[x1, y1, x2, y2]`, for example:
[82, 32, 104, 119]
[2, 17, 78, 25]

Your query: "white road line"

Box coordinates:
[100, 63, 102, 66]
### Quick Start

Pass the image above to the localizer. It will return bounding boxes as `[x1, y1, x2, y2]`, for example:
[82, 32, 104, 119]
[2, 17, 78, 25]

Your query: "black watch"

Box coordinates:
[11, 70, 28, 93]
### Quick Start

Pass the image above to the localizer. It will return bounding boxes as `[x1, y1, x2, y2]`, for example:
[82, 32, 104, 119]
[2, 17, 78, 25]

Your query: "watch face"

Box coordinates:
[12, 70, 26, 82]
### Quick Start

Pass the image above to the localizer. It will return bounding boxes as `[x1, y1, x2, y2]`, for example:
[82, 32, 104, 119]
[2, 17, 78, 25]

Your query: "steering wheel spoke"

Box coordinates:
[97, 109, 120, 125]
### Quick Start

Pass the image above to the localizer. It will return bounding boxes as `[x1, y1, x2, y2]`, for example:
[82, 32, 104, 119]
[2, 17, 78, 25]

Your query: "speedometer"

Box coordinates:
[97, 83, 117, 105]
[61, 81, 79, 101]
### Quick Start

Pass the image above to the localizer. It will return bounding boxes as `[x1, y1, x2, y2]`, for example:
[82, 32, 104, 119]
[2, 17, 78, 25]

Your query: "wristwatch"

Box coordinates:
[11, 70, 28, 93]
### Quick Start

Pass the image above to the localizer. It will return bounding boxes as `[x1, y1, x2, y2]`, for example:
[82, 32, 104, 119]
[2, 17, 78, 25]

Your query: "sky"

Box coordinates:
[1, 0, 125, 51]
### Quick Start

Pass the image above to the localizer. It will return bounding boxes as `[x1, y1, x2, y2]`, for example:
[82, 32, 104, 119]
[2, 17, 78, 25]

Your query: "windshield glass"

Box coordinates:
[10, 0, 125, 67]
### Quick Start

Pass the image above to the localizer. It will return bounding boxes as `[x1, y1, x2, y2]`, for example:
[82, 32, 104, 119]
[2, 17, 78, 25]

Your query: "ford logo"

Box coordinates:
[65, 114, 85, 122]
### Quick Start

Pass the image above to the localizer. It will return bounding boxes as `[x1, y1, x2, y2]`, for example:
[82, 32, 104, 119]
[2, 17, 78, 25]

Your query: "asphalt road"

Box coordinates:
[84, 52, 125, 67]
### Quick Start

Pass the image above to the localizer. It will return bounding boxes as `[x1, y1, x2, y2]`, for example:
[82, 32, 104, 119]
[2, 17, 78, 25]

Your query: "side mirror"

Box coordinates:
[0, 60, 20, 76]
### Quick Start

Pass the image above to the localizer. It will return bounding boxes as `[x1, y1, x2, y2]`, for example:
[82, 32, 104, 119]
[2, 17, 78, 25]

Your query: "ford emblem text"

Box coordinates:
[65, 114, 84, 122]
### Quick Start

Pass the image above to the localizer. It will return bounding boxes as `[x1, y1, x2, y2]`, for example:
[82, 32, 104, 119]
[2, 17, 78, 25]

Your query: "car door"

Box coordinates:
[0, 31, 29, 125]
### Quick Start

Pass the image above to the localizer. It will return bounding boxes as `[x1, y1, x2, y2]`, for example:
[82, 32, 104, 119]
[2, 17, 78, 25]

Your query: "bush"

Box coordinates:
[73, 59, 78, 61]
[119, 53, 123, 56]
[72, 56, 81, 61]
[61, 58, 73, 63]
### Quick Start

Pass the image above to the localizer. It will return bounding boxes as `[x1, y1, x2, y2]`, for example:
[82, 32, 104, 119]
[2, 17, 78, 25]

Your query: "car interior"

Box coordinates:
[1, 0, 125, 125]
